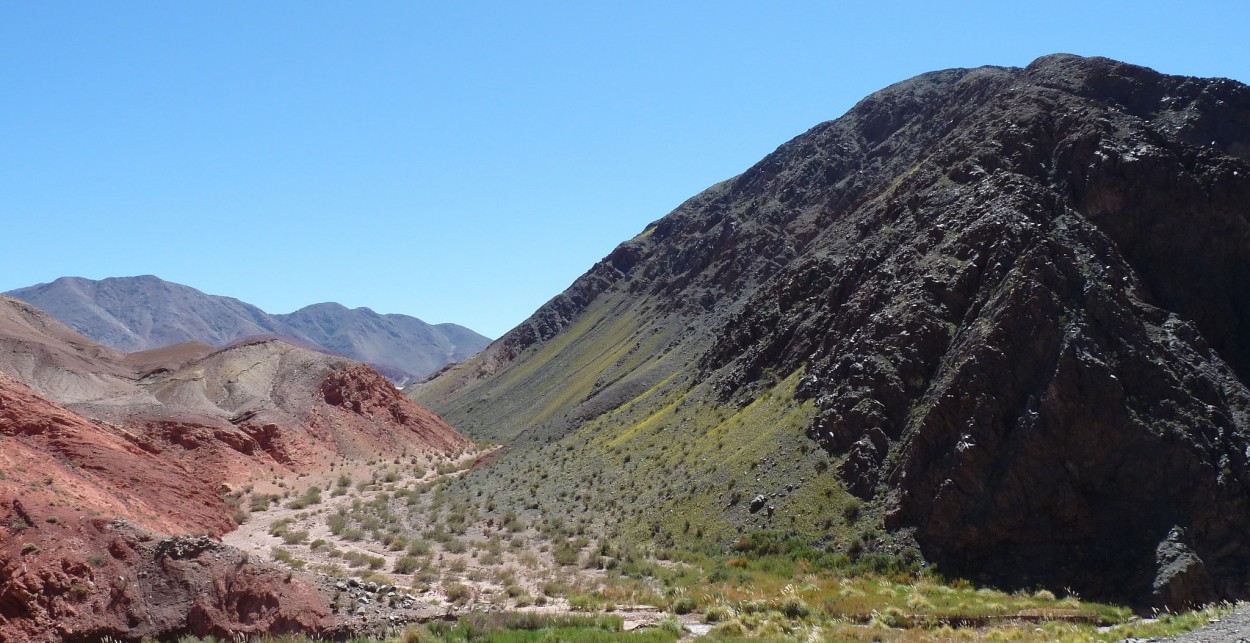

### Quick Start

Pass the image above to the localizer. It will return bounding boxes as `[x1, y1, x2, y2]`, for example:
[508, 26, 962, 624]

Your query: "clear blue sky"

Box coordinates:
[2, 2, 1247, 339]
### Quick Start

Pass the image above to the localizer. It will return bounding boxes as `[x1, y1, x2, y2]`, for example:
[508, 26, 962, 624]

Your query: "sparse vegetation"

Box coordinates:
[228, 437, 1227, 643]
[285, 486, 322, 509]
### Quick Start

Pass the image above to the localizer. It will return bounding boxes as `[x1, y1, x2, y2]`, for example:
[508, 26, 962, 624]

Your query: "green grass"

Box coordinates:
[418, 612, 669, 642]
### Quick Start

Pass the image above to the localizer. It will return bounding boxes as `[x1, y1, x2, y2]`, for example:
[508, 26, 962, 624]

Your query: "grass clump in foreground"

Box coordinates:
[413, 612, 677, 642]
[548, 531, 1238, 642]
[171, 613, 677, 642]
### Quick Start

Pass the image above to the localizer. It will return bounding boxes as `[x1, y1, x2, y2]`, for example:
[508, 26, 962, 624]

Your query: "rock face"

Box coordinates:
[0, 372, 231, 537]
[415, 54, 1250, 607]
[6, 275, 491, 383]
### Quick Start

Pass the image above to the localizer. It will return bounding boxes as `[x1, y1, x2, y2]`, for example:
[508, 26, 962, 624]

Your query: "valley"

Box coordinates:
[4, 52, 1250, 641]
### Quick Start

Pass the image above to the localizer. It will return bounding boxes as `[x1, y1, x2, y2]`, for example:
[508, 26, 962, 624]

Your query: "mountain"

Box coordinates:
[5, 275, 491, 383]
[280, 301, 489, 384]
[0, 294, 472, 478]
[412, 54, 1250, 608]
[0, 294, 471, 640]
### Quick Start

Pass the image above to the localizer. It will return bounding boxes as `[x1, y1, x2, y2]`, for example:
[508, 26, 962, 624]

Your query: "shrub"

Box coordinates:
[286, 486, 322, 510]
[394, 556, 420, 574]
[445, 582, 472, 605]
[249, 494, 279, 512]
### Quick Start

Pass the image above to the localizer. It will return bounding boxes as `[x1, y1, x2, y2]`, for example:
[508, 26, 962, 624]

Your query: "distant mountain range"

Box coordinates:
[5, 275, 491, 385]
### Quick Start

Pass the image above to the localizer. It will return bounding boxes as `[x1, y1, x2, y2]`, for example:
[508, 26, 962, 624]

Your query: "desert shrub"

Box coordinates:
[542, 581, 569, 597]
[286, 486, 322, 509]
[445, 582, 472, 605]
[553, 543, 581, 567]
[249, 494, 279, 512]
[394, 556, 420, 574]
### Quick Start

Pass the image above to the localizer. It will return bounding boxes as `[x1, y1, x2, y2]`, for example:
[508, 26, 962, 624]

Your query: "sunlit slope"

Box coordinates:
[415, 291, 696, 445]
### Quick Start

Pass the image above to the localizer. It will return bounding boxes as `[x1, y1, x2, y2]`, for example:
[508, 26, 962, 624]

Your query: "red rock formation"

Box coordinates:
[0, 518, 336, 642]
[0, 373, 340, 640]
[0, 373, 230, 536]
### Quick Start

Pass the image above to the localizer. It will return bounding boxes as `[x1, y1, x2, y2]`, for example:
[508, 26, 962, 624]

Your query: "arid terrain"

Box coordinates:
[5, 53, 1250, 642]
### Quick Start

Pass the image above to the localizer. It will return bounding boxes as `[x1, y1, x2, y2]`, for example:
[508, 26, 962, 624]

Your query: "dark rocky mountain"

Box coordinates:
[413, 54, 1250, 607]
[6, 275, 491, 384]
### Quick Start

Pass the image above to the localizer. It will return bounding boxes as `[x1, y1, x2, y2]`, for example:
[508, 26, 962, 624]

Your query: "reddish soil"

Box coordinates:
[0, 299, 474, 640]
[0, 373, 230, 536]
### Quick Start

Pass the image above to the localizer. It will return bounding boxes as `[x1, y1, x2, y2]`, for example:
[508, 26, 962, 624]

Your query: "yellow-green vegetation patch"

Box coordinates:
[575, 369, 842, 545]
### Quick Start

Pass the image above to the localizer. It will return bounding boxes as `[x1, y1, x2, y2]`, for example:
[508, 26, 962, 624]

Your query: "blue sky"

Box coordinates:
[2, 2, 1247, 339]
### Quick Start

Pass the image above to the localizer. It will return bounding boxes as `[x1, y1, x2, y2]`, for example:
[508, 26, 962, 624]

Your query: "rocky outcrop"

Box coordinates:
[416, 54, 1250, 607]
[0, 373, 232, 536]
[0, 518, 336, 642]
[0, 373, 338, 641]
[317, 364, 472, 454]
[0, 297, 472, 479]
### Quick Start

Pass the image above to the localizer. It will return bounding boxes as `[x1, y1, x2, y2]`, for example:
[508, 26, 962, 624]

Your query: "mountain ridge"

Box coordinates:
[6, 275, 492, 384]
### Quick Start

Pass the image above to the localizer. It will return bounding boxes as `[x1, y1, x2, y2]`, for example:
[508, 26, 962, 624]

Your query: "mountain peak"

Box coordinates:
[414, 55, 1250, 607]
